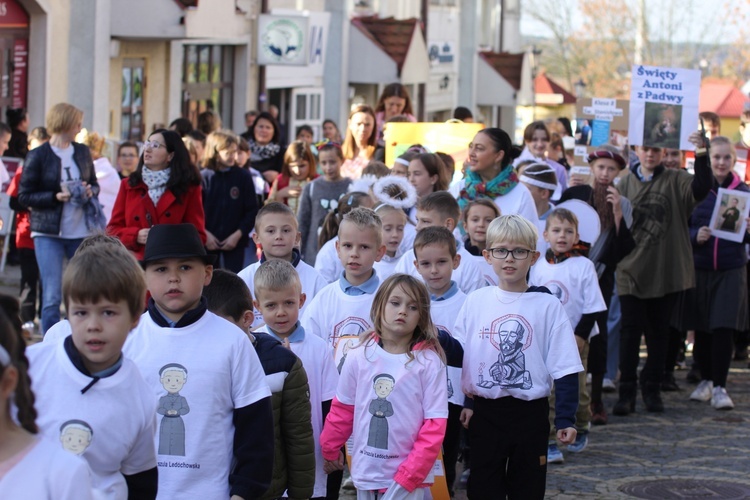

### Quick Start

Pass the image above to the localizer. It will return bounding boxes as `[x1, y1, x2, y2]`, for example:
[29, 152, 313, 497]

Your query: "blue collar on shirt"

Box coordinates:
[636, 165, 654, 182]
[266, 321, 306, 343]
[431, 281, 459, 301]
[339, 270, 380, 296]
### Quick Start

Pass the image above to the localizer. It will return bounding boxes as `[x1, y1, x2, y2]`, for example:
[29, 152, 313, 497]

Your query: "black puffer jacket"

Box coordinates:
[18, 142, 98, 235]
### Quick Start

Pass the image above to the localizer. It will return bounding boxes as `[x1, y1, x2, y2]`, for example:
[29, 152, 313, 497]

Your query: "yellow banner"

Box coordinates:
[384, 122, 485, 171]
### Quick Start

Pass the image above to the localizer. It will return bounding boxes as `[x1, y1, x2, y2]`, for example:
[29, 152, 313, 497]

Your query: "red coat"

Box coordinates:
[6, 167, 32, 249]
[107, 178, 206, 260]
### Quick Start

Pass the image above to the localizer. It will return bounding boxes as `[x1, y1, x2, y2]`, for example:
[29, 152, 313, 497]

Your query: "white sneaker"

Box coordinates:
[711, 386, 734, 410]
[602, 378, 616, 392]
[690, 380, 713, 402]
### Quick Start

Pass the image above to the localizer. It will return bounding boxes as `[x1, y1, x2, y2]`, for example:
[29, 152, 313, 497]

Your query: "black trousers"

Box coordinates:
[208, 244, 247, 273]
[468, 397, 549, 500]
[619, 293, 678, 385]
[695, 329, 734, 387]
[443, 402, 463, 493]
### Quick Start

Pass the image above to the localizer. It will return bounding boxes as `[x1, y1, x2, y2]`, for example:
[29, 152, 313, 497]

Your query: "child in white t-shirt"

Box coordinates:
[238, 202, 328, 328]
[252, 260, 340, 500]
[371, 175, 418, 281]
[314, 191, 375, 283]
[529, 208, 606, 464]
[454, 215, 583, 499]
[302, 207, 387, 350]
[0, 297, 94, 500]
[413, 226, 467, 496]
[123, 223, 273, 500]
[204, 268, 316, 500]
[460, 199, 501, 286]
[320, 274, 449, 499]
[26, 236, 157, 499]
[373, 204, 408, 281]
[394, 191, 486, 293]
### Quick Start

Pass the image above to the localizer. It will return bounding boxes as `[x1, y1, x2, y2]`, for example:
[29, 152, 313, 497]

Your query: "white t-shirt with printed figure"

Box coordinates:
[430, 289, 467, 406]
[26, 340, 157, 500]
[256, 326, 339, 498]
[0, 436, 95, 500]
[123, 311, 271, 499]
[51, 144, 89, 239]
[336, 340, 448, 491]
[314, 237, 343, 284]
[238, 258, 329, 328]
[529, 256, 607, 338]
[394, 245, 486, 294]
[301, 281, 376, 351]
[454, 287, 583, 401]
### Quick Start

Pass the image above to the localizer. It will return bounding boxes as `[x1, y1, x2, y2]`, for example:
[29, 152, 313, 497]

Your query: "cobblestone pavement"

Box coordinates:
[3, 265, 748, 499]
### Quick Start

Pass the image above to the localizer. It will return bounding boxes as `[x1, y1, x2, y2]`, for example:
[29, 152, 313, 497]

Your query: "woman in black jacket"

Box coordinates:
[18, 103, 101, 334]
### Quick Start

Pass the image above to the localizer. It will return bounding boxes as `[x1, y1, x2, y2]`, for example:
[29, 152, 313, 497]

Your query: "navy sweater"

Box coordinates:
[689, 172, 750, 271]
[201, 166, 258, 243]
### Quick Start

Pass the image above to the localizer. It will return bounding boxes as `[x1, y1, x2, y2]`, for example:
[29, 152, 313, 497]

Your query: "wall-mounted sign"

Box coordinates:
[0, 1, 29, 28]
[258, 14, 309, 66]
[428, 41, 455, 66]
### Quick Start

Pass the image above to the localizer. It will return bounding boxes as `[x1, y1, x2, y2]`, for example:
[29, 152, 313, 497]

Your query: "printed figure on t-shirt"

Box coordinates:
[157, 363, 190, 456]
[368, 374, 395, 449]
[59, 419, 93, 455]
[446, 371, 454, 398]
[479, 318, 532, 390]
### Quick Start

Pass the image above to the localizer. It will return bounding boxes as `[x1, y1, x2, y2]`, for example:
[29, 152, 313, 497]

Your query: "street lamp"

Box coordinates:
[574, 78, 587, 99]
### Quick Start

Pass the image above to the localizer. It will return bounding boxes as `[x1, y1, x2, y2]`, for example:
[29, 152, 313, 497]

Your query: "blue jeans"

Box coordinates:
[35, 236, 84, 334]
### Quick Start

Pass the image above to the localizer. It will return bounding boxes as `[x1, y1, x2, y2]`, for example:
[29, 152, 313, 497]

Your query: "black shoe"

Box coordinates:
[661, 373, 680, 392]
[686, 365, 701, 384]
[613, 382, 637, 416]
[642, 382, 665, 412]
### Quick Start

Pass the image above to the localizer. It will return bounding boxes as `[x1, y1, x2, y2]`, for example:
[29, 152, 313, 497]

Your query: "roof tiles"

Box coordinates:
[351, 16, 419, 71]
[479, 51, 524, 91]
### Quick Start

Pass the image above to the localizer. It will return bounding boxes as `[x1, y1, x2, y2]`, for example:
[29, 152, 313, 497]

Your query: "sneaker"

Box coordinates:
[547, 443, 564, 464]
[711, 386, 734, 410]
[602, 378, 616, 392]
[567, 431, 589, 453]
[590, 402, 608, 425]
[689, 380, 713, 402]
[586, 373, 592, 385]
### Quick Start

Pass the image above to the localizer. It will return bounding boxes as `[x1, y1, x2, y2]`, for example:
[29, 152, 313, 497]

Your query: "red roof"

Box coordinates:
[534, 72, 577, 104]
[699, 83, 749, 118]
[351, 16, 420, 71]
[479, 51, 524, 91]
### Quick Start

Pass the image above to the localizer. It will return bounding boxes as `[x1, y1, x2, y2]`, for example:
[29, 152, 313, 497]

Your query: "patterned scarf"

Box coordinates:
[457, 166, 519, 232]
[249, 140, 281, 162]
[142, 166, 171, 206]
[545, 241, 591, 264]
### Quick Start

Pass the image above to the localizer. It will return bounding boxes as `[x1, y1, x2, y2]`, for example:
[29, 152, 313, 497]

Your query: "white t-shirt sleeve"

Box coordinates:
[314, 238, 342, 283]
[581, 259, 607, 315]
[231, 334, 272, 408]
[120, 410, 158, 476]
[301, 295, 324, 340]
[420, 351, 450, 419]
[544, 305, 583, 380]
[42, 320, 72, 343]
[320, 347, 339, 402]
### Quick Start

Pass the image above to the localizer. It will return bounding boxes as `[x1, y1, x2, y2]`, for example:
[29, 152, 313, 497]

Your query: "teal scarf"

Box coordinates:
[457, 166, 519, 232]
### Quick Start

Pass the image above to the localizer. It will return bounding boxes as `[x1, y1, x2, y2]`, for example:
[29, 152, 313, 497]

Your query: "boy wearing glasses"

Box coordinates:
[529, 208, 606, 464]
[453, 214, 582, 499]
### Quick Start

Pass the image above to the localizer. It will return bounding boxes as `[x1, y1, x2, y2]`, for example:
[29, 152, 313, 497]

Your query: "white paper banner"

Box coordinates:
[628, 65, 701, 150]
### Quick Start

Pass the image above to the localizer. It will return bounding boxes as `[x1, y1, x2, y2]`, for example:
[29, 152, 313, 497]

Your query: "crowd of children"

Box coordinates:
[0, 94, 747, 500]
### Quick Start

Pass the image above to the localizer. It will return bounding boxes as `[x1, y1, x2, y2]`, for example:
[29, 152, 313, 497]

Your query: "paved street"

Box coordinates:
[4, 263, 748, 499]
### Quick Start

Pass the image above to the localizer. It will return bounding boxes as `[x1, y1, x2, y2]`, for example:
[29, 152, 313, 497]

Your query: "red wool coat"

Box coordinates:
[107, 178, 207, 260]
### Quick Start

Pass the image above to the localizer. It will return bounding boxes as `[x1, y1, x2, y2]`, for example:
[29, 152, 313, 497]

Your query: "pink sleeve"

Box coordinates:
[393, 418, 448, 492]
[320, 397, 354, 461]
